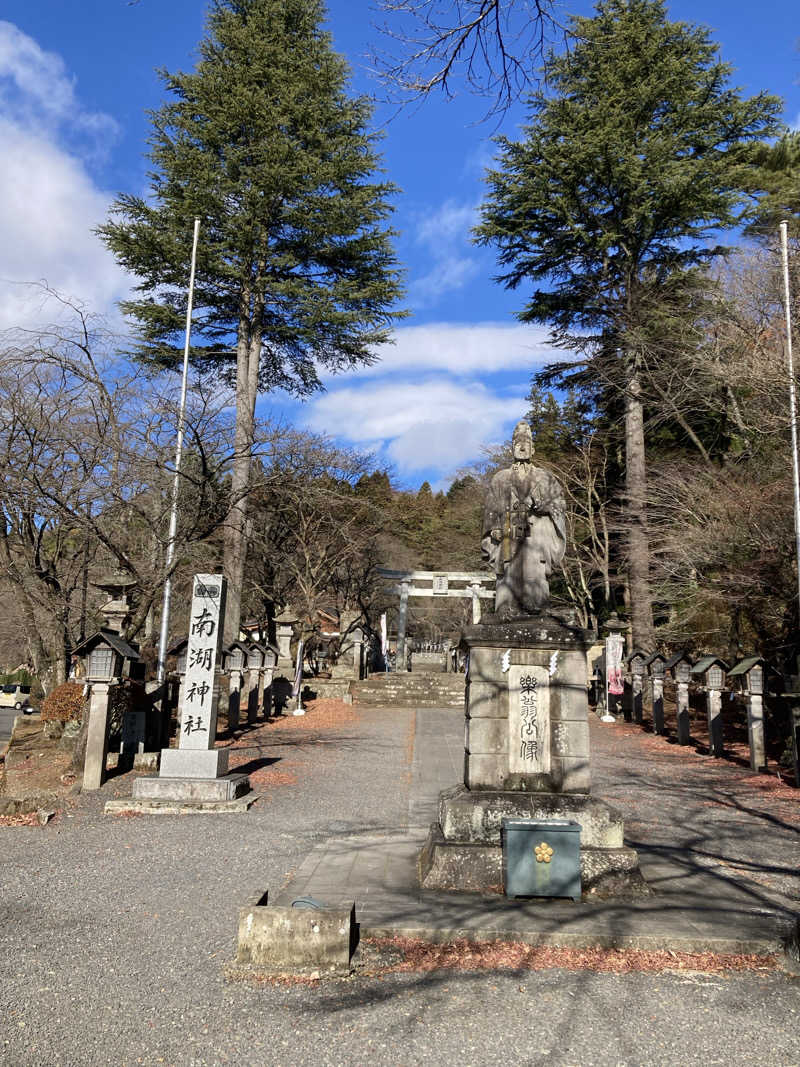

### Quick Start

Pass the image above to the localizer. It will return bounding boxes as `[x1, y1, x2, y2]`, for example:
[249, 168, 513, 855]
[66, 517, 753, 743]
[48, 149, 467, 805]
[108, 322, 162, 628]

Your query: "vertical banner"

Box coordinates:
[605, 632, 625, 712]
[181, 574, 226, 750]
[380, 613, 388, 670]
[292, 639, 305, 699]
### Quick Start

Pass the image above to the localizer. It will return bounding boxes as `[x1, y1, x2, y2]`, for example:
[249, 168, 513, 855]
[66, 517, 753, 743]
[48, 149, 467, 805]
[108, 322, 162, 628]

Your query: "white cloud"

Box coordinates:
[0, 23, 128, 331]
[416, 200, 477, 247]
[408, 198, 480, 306]
[0, 21, 118, 141]
[408, 256, 481, 304]
[326, 320, 559, 380]
[304, 377, 526, 475]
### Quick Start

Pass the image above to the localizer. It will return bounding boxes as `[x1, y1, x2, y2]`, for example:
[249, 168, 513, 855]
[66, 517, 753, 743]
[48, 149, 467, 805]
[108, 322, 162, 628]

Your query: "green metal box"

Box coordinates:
[502, 819, 582, 901]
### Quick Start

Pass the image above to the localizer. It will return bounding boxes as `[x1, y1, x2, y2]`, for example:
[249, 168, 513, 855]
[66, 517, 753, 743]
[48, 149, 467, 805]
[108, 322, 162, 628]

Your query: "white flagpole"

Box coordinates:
[156, 217, 201, 685]
[779, 220, 800, 613]
[292, 639, 306, 715]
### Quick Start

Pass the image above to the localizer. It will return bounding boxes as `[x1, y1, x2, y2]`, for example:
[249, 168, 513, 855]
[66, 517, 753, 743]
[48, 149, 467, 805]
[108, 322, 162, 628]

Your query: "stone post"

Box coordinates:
[791, 701, 800, 789]
[83, 682, 112, 790]
[469, 583, 482, 625]
[262, 666, 274, 717]
[255, 668, 266, 723]
[676, 682, 691, 745]
[228, 668, 243, 732]
[746, 691, 766, 772]
[246, 667, 260, 723]
[396, 580, 409, 672]
[632, 674, 643, 725]
[651, 677, 665, 735]
[622, 674, 633, 722]
[706, 686, 723, 757]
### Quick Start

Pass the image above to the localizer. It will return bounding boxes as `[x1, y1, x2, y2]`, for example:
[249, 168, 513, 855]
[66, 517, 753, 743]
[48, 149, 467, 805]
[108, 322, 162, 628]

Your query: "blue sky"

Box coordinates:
[1, 0, 798, 489]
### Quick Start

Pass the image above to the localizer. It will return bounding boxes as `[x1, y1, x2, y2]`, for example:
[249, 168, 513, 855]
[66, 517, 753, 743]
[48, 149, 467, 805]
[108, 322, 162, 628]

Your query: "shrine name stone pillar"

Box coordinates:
[133, 575, 251, 805]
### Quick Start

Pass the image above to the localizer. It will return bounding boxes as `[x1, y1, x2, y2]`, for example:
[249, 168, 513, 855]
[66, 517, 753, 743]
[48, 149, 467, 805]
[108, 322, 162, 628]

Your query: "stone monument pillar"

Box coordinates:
[419, 422, 644, 897]
[133, 575, 251, 805]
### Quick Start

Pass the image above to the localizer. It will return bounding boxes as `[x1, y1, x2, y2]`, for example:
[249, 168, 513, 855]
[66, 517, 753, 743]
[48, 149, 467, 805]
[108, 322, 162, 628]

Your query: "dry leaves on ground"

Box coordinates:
[368, 936, 779, 975]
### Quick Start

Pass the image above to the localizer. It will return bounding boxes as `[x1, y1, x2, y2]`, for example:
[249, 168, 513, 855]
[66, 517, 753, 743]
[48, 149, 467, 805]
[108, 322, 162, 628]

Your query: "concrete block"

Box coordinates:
[550, 720, 590, 759]
[132, 772, 249, 803]
[466, 718, 508, 754]
[465, 753, 507, 790]
[237, 894, 356, 974]
[159, 747, 229, 779]
[466, 679, 504, 718]
[418, 825, 646, 897]
[437, 785, 624, 848]
[551, 755, 591, 793]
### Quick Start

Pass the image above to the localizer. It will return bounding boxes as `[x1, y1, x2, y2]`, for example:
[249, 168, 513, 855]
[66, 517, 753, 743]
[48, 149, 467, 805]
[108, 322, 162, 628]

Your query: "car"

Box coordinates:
[0, 683, 33, 711]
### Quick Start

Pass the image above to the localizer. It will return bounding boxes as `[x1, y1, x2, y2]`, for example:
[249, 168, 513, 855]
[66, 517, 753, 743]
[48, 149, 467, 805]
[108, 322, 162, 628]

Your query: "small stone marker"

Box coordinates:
[236, 892, 356, 975]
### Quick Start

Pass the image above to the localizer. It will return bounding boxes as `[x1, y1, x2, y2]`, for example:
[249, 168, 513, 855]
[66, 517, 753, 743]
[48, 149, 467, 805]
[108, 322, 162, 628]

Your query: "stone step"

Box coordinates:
[351, 673, 465, 707]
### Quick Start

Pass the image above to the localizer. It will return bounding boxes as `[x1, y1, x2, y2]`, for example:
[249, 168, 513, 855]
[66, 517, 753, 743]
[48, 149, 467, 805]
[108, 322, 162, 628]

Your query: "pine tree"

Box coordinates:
[99, 0, 404, 641]
[475, 0, 781, 646]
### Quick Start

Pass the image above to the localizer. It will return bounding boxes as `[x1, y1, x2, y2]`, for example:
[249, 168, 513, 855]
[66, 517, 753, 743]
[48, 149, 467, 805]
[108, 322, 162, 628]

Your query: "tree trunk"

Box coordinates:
[223, 307, 257, 644]
[625, 364, 655, 649]
[223, 273, 263, 645]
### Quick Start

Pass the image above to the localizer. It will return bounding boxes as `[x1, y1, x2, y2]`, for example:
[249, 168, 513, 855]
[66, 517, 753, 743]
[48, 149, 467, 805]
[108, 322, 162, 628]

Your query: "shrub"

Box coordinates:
[41, 682, 86, 723]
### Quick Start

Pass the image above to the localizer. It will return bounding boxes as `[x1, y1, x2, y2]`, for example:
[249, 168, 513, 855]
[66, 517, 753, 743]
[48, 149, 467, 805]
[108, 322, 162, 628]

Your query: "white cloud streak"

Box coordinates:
[304, 376, 527, 476]
[0, 23, 129, 331]
[329, 320, 558, 379]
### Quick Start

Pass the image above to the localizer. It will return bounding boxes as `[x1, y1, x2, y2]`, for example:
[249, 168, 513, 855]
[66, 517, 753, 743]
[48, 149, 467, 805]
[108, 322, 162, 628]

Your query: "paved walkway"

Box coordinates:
[276, 708, 800, 966]
[3, 701, 800, 1065]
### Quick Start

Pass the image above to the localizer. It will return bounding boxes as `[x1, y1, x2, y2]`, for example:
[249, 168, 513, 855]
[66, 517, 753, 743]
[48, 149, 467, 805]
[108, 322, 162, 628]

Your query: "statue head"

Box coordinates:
[511, 420, 534, 462]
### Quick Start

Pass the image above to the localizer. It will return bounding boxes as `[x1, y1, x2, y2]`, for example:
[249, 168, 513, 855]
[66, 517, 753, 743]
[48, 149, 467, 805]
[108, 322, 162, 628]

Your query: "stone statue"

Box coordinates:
[482, 420, 566, 616]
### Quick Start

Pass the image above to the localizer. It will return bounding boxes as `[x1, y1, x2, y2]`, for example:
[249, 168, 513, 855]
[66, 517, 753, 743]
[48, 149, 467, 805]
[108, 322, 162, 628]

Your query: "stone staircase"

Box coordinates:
[351, 672, 466, 708]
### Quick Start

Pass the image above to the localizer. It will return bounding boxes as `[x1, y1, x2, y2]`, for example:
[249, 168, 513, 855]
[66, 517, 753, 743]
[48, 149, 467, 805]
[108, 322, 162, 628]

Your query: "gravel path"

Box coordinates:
[1, 702, 799, 1066]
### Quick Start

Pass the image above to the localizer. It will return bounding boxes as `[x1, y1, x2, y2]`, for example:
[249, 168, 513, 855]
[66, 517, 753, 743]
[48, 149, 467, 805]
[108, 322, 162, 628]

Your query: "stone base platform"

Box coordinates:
[132, 771, 251, 804]
[418, 784, 647, 898]
[104, 793, 258, 816]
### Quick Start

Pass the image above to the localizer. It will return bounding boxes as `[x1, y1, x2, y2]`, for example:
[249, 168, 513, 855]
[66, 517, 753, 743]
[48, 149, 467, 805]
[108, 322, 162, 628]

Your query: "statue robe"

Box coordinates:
[481, 461, 566, 615]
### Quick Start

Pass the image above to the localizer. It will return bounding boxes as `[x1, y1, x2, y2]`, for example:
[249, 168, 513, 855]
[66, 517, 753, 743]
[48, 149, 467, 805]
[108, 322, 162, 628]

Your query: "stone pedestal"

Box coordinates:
[419, 614, 645, 898]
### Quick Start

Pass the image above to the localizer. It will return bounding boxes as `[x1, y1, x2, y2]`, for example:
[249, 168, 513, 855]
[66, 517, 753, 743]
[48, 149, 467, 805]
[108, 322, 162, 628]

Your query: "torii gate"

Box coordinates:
[377, 568, 496, 669]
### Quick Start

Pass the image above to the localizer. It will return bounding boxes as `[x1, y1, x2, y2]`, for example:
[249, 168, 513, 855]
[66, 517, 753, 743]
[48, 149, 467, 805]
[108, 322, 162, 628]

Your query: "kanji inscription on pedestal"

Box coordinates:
[180, 574, 226, 751]
[508, 664, 550, 775]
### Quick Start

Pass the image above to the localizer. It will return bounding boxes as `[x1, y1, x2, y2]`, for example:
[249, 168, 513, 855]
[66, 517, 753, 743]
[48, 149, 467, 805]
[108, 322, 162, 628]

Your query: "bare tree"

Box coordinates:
[245, 433, 389, 635]
[373, 0, 562, 117]
[0, 293, 236, 689]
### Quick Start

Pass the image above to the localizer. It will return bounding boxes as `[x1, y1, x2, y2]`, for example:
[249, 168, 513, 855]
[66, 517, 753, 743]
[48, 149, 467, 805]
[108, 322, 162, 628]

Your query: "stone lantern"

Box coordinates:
[91, 571, 137, 634]
[665, 651, 693, 744]
[71, 628, 141, 790]
[728, 657, 768, 771]
[274, 607, 298, 670]
[625, 649, 647, 724]
[260, 644, 278, 717]
[244, 641, 267, 723]
[691, 655, 729, 756]
[643, 652, 667, 735]
[223, 640, 250, 730]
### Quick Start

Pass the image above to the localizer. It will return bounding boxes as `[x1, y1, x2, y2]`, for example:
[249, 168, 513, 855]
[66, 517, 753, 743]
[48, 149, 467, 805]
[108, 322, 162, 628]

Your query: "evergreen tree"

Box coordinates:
[99, 0, 404, 640]
[475, 0, 781, 646]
